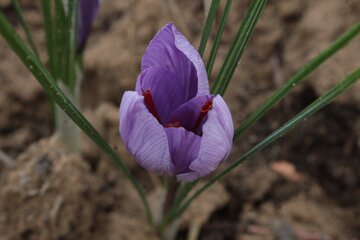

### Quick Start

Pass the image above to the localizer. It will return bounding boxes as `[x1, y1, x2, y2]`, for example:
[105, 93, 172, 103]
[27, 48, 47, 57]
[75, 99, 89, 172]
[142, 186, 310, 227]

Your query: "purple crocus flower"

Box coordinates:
[77, 0, 100, 51]
[119, 23, 234, 182]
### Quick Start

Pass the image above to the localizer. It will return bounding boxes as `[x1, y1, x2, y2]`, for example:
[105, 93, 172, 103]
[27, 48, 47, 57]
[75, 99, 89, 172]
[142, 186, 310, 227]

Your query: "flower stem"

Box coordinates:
[55, 81, 81, 151]
[163, 178, 180, 217]
[159, 178, 180, 240]
[55, 65, 82, 151]
[160, 219, 181, 240]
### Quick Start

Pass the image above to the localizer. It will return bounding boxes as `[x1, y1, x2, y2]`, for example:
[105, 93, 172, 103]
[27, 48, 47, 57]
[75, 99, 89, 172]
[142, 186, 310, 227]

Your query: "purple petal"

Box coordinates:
[176, 171, 200, 182]
[177, 95, 234, 182]
[141, 22, 209, 96]
[119, 91, 174, 175]
[165, 128, 201, 174]
[171, 24, 209, 96]
[135, 66, 194, 124]
[167, 95, 214, 134]
[77, 0, 100, 51]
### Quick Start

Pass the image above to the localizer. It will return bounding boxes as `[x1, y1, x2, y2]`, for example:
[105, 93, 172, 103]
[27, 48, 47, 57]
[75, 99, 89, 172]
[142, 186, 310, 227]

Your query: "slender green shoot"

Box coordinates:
[211, 0, 266, 95]
[42, 0, 56, 77]
[164, 68, 360, 225]
[206, 0, 232, 76]
[65, 0, 78, 90]
[198, 0, 220, 57]
[54, 0, 66, 82]
[11, 0, 39, 58]
[233, 21, 360, 142]
[0, 11, 154, 225]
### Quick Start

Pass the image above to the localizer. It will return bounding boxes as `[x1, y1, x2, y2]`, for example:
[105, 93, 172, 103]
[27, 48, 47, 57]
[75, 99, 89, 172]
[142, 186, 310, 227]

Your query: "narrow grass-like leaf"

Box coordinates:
[211, 0, 266, 95]
[54, 0, 66, 82]
[164, 68, 360, 225]
[42, 0, 56, 77]
[0, 12, 154, 224]
[206, 0, 232, 76]
[65, 0, 78, 90]
[198, 0, 220, 57]
[11, 0, 39, 58]
[233, 21, 360, 142]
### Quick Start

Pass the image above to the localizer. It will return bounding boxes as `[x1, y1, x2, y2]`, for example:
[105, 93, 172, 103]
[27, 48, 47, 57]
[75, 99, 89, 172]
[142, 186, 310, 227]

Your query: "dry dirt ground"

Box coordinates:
[0, 0, 359, 239]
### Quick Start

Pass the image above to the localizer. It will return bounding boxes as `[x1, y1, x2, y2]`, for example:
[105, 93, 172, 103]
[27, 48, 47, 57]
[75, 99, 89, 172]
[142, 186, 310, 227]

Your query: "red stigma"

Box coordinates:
[143, 90, 161, 122]
[192, 100, 213, 131]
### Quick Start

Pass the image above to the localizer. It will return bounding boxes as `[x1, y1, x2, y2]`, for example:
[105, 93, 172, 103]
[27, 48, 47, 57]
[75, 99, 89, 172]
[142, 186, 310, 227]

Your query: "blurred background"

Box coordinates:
[0, 0, 359, 239]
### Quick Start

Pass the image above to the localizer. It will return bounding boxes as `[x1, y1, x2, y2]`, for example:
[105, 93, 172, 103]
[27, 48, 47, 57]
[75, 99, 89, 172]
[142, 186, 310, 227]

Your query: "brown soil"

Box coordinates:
[0, 0, 359, 239]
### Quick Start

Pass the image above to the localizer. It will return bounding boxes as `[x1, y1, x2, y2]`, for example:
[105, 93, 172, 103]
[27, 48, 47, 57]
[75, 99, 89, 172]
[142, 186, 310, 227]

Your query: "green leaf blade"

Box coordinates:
[198, 0, 220, 57]
[233, 21, 360, 142]
[206, 0, 232, 76]
[54, 0, 67, 82]
[11, 0, 39, 58]
[211, 0, 267, 95]
[42, 0, 56, 77]
[65, 0, 79, 90]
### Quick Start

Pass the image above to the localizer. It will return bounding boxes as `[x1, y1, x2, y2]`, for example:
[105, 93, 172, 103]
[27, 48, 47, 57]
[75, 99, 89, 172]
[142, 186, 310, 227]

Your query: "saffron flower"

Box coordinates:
[77, 0, 100, 51]
[119, 23, 234, 182]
